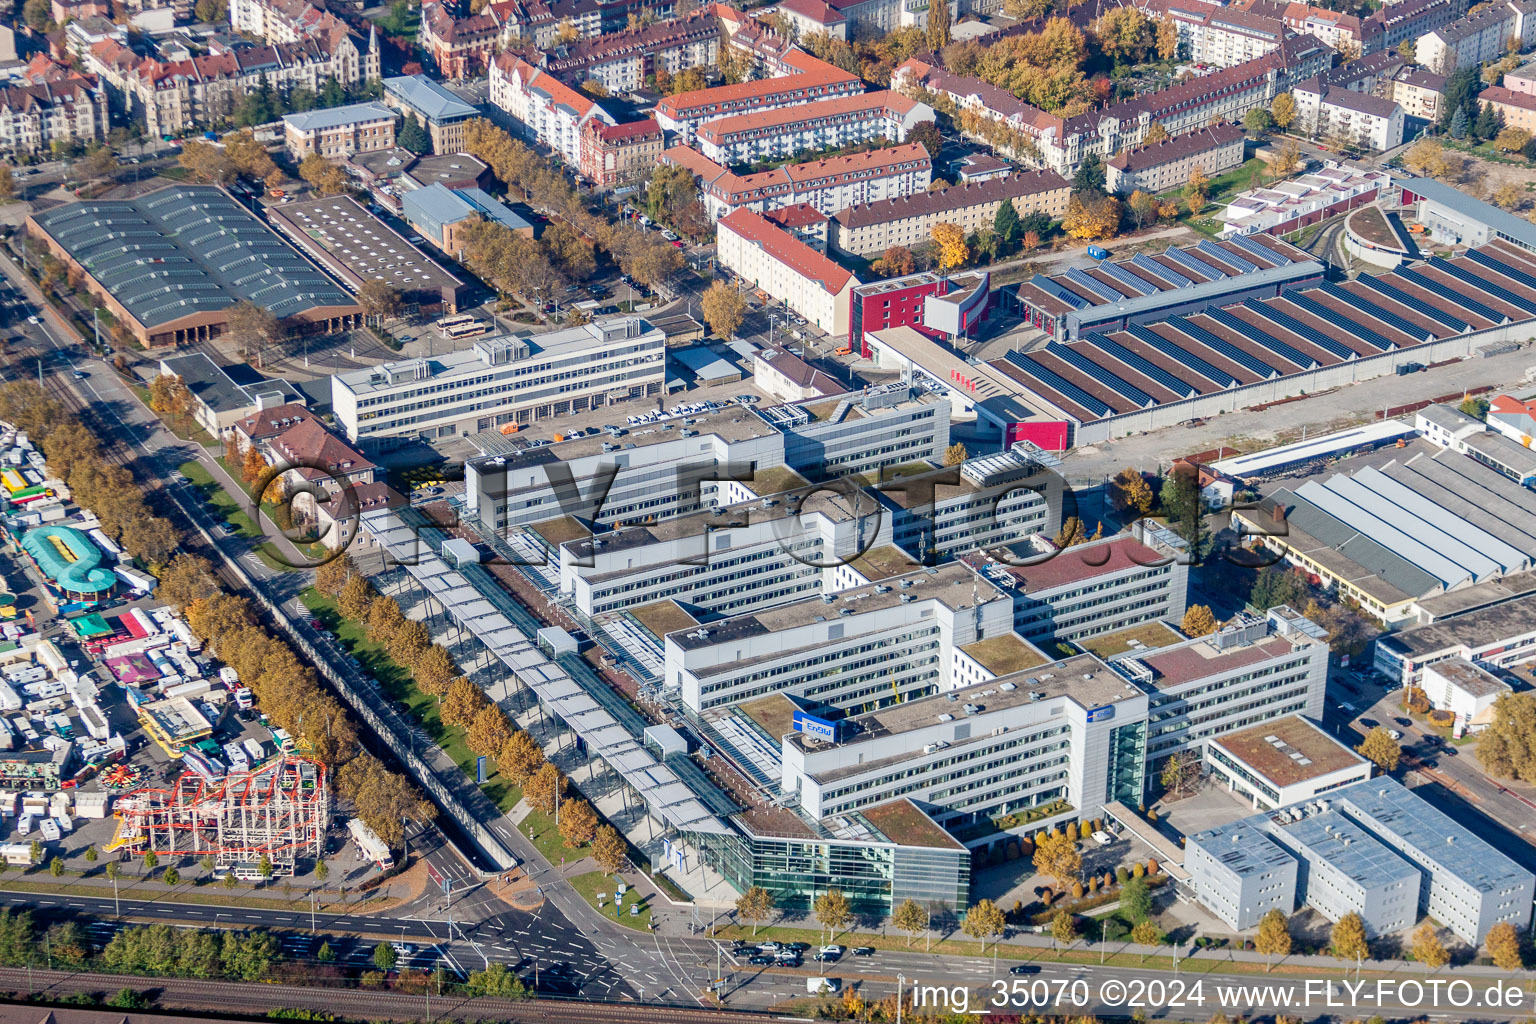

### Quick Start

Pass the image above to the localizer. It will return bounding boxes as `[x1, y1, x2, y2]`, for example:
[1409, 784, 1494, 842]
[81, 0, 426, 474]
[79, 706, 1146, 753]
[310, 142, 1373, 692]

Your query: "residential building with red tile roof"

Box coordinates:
[1474, 84, 1536, 133]
[763, 202, 830, 251]
[316, 481, 408, 552]
[264, 415, 379, 494]
[490, 54, 616, 165]
[579, 117, 664, 188]
[533, 7, 722, 93]
[662, 141, 931, 220]
[776, 0, 848, 39]
[717, 208, 861, 335]
[419, 0, 502, 79]
[1148, 0, 1288, 68]
[694, 89, 934, 165]
[830, 169, 1068, 257]
[654, 49, 861, 142]
[231, 404, 319, 454]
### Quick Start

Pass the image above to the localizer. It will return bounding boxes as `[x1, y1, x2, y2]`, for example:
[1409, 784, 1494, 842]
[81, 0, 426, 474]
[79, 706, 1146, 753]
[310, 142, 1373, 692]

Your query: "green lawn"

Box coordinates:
[131, 385, 218, 447]
[519, 808, 580, 868]
[299, 587, 522, 813]
[568, 870, 653, 931]
[177, 460, 290, 571]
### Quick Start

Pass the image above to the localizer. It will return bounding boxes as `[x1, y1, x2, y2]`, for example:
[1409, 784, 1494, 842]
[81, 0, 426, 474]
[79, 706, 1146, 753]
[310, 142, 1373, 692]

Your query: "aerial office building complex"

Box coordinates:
[1187, 777, 1533, 942]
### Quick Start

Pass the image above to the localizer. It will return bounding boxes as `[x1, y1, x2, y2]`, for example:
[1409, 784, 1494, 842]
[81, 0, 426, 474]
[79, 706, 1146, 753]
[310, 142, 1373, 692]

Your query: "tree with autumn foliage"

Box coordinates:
[931, 222, 968, 269]
[873, 245, 915, 277]
[558, 798, 599, 847]
[1181, 604, 1218, 637]
[1183, 166, 1209, 215]
[1062, 192, 1121, 240]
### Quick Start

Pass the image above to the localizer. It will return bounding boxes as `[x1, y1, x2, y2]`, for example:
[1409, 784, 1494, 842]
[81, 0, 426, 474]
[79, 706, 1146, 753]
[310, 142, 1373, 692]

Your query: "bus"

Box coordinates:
[435, 314, 491, 339]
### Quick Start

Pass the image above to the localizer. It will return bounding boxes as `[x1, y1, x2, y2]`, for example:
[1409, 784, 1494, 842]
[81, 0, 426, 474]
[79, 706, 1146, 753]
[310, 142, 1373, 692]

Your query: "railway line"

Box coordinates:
[0, 966, 774, 1023]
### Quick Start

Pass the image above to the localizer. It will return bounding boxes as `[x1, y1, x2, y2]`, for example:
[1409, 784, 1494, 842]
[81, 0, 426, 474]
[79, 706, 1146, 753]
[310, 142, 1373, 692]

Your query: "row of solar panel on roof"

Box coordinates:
[1171, 316, 1280, 379]
[1132, 253, 1191, 288]
[1395, 266, 1505, 325]
[1209, 303, 1318, 367]
[1429, 258, 1536, 316]
[1463, 248, 1536, 298]
[1125, 323, 1238, 388]
[1354, 273, 1468, 332]
[1084, 332, 1201, 398]
[1004, 350, 1114, 418]
[1046, 342, 1155, 408]
[1198, 239, 1257, 274]
[1281, 292, 1395, 355]
[1317, 281, 1429, 344]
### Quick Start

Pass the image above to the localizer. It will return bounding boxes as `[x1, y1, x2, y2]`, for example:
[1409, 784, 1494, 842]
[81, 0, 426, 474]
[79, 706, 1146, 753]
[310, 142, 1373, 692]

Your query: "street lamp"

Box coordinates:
[897, 974, 905, 1024]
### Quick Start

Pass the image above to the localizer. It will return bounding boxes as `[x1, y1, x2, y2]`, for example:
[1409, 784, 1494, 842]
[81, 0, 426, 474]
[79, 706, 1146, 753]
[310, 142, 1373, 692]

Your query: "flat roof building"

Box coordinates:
[1205, 715, 1372, 810]
[265, 194, 467, 312]
[1401, 176, 1536, 255]
[1374, 590, 1536, 685]
[332, 317, 665, 447]
[27, 185, 362, 349]
[1420, 657, 1511, 731]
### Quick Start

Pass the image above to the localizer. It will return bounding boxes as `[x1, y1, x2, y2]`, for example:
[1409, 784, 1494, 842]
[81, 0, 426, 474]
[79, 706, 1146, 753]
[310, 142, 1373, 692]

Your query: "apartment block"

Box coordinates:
[780, 651, 1150, 828]
[578, 118, 664, 190]
[1293, 78, 1405, 151]
[829, 170, 1069, 257]
[1416, 0, 1536, 76]
[966, 532, 1190, 646]
[1358, 0, 1465, 52]
[717, 209, 861, 336]
[1390, 67, 1446, 121]
[1156, 1, 1289, 68]
[282, 101, 397, 160]
[1106, 124, 1247, 196]
[664, 562, 1017, 713]
[666, 143, 932, 221]
[536, 8, 721, 93]
[1109, 609, 1329, 763]
[0, 80, 108, 155]
[694, 91, 934, 166]
[654, 50, 862, 143]
[332, 318, 665, 447]
[419, 0, 500, 79]
[490, 56, 615, 166]
[1476, 85, 1536, 133]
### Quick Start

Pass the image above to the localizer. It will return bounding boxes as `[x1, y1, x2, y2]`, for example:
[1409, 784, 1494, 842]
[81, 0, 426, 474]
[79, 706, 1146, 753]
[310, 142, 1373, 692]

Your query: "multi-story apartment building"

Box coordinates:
[383, 74, 480, 155]
[966, 530, 1191, 646]
[776, 0, 848, 38]
[654, 49, 862, 143]
[827, 0, 956, 34]
[1108, 608, 1329, 763]
[418, 0, 501, 79]
[1360, 0, 1465, 53]
[780, 651, 1149, 828]
[495, 0, 677, 50]
[87, 34, 379, 139]
[282, 101, 397, 160]
[717, 208, 861, 335]
[578, 118, 663, 189]
[830, 169, 1069, 257]
[694, 91, 934, 165]
[1105, 124, 1246, 195]
[1239, 0, 1366, 52]
[1154, 1, 1289, 68]
[665, 562, 1017, 714]
[1389, 66, 1445, 120]
[331, 317, 666, 447]
[1293, 78, 1405, 150]
[557, 484, 890, 617]
[673, 143, 932, 221]
[490, 56, 615, 166]
[1189, 776, 1533, 942]
[1417, 0, 1536, 76]
[871, 450, 1062, 559]
[1504, 56, 1536, 93]
[533, 7, 721, 93]
[0, 80, 108, 155]
[1476, 84, 1536, 132]
[894, 37, 1329, 177]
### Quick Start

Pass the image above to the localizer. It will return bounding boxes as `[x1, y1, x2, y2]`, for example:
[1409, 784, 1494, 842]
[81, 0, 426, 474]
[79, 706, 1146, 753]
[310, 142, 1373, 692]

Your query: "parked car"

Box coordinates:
[1090, 830, 1113, 846]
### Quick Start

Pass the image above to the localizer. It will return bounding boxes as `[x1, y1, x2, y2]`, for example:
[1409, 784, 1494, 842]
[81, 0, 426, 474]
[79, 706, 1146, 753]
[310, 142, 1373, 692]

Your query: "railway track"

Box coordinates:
[0, 966, 775, 1023]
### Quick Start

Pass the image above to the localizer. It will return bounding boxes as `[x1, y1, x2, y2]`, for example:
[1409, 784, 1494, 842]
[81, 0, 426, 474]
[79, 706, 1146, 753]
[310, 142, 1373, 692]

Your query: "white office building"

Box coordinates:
[1190, 777, 1534, 942]
[1204, 715, 1373, 810]
[1109, 608, 1330, 764]
[873, 450, 1065, 559]
[558, 485, 889, 618]
[779, 651, 1151, 829]
[1419, 657, 1511, 732]
[965, 529, 1190, 646]
[332, 317, 665, 447]
[664, 561, 1020, 714]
